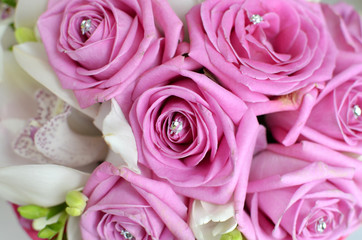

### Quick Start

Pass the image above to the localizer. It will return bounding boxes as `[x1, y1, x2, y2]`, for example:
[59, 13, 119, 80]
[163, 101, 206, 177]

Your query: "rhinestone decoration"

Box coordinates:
[315, 218, 327, 233]
[169, 119, 183, 135]
[353, 105, 362, 119]
[121, 230, 134, 240]
[250, 14, 263, 24]
[80, 19, 92, 35]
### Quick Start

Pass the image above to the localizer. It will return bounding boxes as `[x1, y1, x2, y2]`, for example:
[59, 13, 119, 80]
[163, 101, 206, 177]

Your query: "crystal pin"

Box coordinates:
[80, 19, 92, 35]
[315, 218, 327, 233]
[353, 105, 361, 119]
[120, 230, 134, 240]
[169, 119, 183, 135]
[250, 14, 263, 24]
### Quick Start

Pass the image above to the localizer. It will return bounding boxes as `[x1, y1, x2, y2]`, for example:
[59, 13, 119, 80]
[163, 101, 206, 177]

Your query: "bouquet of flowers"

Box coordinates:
[1, 0, 362, 239]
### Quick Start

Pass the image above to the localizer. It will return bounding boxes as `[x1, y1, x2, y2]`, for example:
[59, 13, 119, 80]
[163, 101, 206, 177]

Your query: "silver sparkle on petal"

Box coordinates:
[80, 19, 92, 35]
[250, 14, 264, 24]
[169, 119, 183, 135]
[120, 230, 134, 240]
[315, 218, 327, 233]
[353, 105, 362, 119]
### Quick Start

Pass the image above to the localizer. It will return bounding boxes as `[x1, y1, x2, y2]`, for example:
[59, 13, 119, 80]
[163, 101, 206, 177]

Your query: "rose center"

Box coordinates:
[120, 229, 134, 240]
[169, 119, 183, 135]
[166, 113, 193, 144]
[315, 218, 327, 233]
[250, 14, 264, 25]
[353, 104, 362, 119]
[80, 19, 92, 35]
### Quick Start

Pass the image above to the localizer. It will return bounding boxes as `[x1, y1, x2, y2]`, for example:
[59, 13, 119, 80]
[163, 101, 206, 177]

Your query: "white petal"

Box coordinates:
[12, 42, 99, 119]
[0, 17, 16, 47]
[93, 99, 111, 131]
[0, 164, 89, 207]
[201, 200, 235, 222]
[190, 200, 236, 240]
[1, 51, 39, 119]
[211, 217, 237, 237]
[167, 0, 203, 25]
[0, 24, 6, 82]
[14, 0, 47, 28]
[105, 151, 134, 171]
[1, 19, 17, 80]
[101, 99, 140, 173]
[67, 217, 82, 240]
[68, 108, 103, 136]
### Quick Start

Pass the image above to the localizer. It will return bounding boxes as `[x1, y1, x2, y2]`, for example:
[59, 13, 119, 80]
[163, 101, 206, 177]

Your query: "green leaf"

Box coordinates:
[47, 203, 67, 220]
[18, 205, 49, 220]
[14, 27, 36, 44]
[1, 0, 16, 7]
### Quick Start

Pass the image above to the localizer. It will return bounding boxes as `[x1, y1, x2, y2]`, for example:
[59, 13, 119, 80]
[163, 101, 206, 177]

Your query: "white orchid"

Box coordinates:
[0, 61, 107, 168]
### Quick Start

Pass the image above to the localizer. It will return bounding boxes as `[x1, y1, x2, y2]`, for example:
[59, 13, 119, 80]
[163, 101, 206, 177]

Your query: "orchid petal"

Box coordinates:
[1, 50, 39, 121]
[0, 119, 30, 167]
[0, 164, 89, 207]
[100, 99, 139, 173]
[0, 16, 16, 49]
[67, 217, 82, 240]
[33, 107, 108, 167]
[12, 42, 99, 119]
[12, 90, 107, 167]
[2, 50, 41, 100]
[0, 19, 15, 82]
[14, 0, 47, 29]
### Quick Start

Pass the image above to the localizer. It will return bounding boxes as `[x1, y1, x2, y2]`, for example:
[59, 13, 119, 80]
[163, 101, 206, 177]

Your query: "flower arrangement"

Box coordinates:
[1, 0, 362, 239]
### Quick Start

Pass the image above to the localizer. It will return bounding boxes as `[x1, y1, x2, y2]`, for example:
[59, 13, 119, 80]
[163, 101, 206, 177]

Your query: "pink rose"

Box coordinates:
[321, 2, 362, 73]
[266, 65, 362, 155]
[80, 162, 194, 240]
[37, 0, 183, 108]
[186, 0, 336, 101]
[242, 142, 362, 240]
[128, 56, 259, 204]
